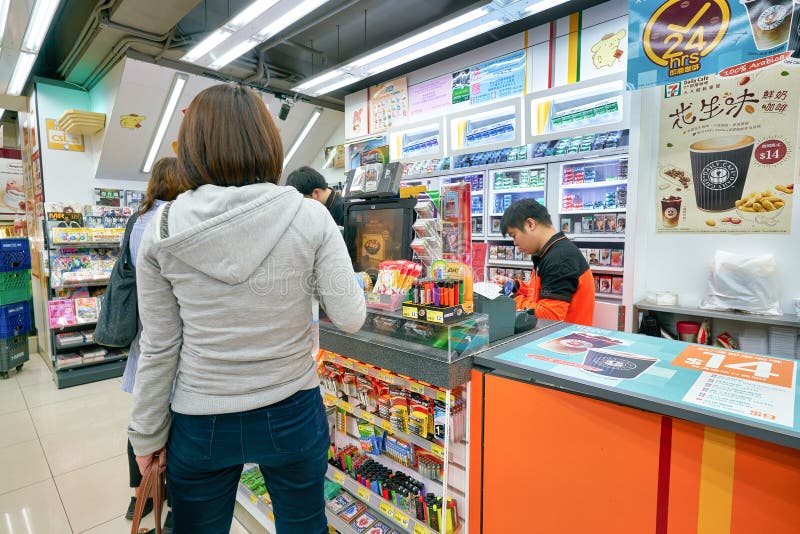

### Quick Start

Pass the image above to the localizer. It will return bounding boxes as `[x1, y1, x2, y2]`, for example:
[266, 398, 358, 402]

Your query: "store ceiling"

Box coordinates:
[32, 0, 606, 111]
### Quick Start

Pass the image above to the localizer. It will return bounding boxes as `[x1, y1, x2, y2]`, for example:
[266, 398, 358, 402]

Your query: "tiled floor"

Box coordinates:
[0, 352, 251, 533]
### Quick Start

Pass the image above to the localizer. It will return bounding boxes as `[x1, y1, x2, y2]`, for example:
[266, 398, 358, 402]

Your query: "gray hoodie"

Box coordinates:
[128, 182, 366, 455]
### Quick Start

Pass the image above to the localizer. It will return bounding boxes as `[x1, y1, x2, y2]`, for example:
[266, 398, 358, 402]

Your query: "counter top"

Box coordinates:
[474, 323, 800, 450]
[320, 316, 561, 390]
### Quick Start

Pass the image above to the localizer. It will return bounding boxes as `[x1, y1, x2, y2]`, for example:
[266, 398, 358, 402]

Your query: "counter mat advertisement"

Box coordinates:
[656, 65, 799, 233]
[369, 77, 409, 134]
[628, 0, 800, 90]
[491, 324, 798, 432]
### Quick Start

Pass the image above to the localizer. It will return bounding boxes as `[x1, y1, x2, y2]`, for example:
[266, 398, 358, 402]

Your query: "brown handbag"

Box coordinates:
[130, 451, 167, 534]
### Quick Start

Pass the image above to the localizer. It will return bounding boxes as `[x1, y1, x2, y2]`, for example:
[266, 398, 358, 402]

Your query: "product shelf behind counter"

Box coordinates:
[471, 323, 800, 534]
[236, 306, 494, 534]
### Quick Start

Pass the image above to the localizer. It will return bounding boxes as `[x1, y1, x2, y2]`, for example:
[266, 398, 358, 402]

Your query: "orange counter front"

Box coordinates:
[470, 323, 800, 534]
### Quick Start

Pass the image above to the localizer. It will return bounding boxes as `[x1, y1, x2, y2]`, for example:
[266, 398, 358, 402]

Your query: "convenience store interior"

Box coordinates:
[1, 0, 800, 533]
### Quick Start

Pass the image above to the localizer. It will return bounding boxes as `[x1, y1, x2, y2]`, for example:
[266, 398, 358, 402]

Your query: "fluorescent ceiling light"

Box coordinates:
[368, 19, 503, 76]
[142, 73, 188, 173]
[284, 108, 322, 170]
[349, 8, 488, 69]
[293, 69, 343, 92]
[525, 0, 570, 15]
[182, 29, 233, 62]
[229, 0, 280, 29]
[0, 0, 11, 43]
[22, 0, 61, 53]
[209, 39, 261, 69]
[312, 75, 363, 96]
[257, 0, 329, 40]
[7, 52, 37, 96]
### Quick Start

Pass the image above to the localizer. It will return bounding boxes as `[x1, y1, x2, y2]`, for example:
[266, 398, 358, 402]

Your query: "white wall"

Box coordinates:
[308, 121, 347, 188]
[1, 119, 19, 148]
[631, 87, 800, 315]
[87, 59, 126, 183]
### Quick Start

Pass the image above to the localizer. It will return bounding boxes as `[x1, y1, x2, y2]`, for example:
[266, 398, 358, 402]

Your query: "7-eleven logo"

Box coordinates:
[665, 83, 682, 98]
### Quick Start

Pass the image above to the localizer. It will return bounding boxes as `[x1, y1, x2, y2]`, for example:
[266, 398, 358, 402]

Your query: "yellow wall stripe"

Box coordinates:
[567, 13, 580, 84]
[696, 428, 736, 534]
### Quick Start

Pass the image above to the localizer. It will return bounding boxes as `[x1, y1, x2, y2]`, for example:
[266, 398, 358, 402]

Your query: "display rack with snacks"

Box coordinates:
[42, 202, 131, 388]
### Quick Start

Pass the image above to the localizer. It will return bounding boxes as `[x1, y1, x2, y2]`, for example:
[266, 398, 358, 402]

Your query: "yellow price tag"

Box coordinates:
[409, 382, 425, 395]
[377, 370, 395, 384]
[339, 401, 354, 414]
[379, 501, 395, 518]
[361, 412, 375, 424]
[357, 486, 371, 502]
[356, 363, 370, 374]
[431, 443, 445, 460]
[436, 390, 447, 402]
[426, 309, 444, 323]
[402, 306, 418, 319]
[333, 471, 346, 484]
[324, 393, 336, 404]
[381, 419, 393, 431]
[268, 511, 275, 522]
[341, 359, 355, 370]
[394, 510, 410, 527]
[414, 524, 432, 534]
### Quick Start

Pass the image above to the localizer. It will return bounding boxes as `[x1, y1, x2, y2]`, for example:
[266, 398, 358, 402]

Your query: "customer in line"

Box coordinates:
[128, 84, 366, 534]
[494, 198, 595, 326]
[121, 157, 183, 532]
[286, 166, 345, 226]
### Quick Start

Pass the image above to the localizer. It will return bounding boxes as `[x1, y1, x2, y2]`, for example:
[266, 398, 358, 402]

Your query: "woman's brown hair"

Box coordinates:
[140, 157, 182, 214]
[177, 84, 283, 189]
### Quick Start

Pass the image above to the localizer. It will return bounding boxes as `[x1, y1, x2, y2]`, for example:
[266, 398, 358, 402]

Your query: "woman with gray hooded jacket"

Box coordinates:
[127, 84, 366, 534]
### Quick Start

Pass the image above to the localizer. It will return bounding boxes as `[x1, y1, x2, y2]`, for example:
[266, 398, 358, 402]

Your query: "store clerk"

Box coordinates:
[286, 166, 345, 226]
[493, 198, 595, 326]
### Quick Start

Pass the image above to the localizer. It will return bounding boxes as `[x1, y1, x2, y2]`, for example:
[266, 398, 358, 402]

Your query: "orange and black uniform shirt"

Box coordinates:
[325, 190, 345, 227]
[513, 232, 595, 326]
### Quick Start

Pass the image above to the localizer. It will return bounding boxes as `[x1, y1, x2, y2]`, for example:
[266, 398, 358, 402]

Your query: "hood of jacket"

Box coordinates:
[158, 182, 304, 285]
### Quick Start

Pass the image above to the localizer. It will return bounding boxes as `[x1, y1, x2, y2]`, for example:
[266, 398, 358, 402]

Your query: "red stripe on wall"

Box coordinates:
[656, 416, 673, 534]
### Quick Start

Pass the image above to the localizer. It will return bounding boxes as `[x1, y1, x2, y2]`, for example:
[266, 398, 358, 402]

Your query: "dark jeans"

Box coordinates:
[167, 387, 330, 534]
[128, 438, 142, 488]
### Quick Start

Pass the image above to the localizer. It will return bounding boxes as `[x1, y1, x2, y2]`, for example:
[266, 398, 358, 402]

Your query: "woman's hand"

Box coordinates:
[491, 274, 512, 286]
[136, 448, 165, 474]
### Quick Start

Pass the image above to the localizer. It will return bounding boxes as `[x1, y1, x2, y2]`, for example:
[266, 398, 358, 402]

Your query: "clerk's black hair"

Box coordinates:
[286, 166, 329, 195]
[500, 198, 553, 236]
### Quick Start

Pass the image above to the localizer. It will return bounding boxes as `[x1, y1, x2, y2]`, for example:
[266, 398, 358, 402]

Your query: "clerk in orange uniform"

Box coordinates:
[494, 199, 595, 326]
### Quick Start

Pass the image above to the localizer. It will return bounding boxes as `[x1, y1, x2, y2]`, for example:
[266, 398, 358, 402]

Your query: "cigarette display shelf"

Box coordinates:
[560, 179, 628, 190]
[326, 464, 441, 534]
[486, 259, 532, 269]
[567, 233, 624, 242]
[323, 392, 446, 461]
[596, 293, 623, 301]
[558, 207, 626, 215]
[590, 266, 624, 274]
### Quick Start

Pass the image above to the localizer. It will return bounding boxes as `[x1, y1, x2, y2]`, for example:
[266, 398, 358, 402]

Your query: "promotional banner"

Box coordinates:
[369, 78, 409, 134]
[344, 89, 368, 140]
[656, 65, 798, 233]
[628, 0, 800, 89]
[467, 50, 527, 106]
[409, 75, 452, 116]
[0, 149, 24, 215]
[491, 324, 799, 431]
[45, 119, 84, 152]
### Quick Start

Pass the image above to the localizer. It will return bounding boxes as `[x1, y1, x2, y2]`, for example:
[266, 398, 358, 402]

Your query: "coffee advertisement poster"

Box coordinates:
[628, 0, 800, 90]
[657, 65, 799, 233]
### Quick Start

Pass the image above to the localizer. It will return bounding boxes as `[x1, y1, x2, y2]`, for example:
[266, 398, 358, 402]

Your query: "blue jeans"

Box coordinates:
[167, 388, 330, 534]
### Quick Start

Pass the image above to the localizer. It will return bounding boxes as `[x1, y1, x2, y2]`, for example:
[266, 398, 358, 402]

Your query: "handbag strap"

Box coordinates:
[130, 452, 166, 534]
[120, 212, 140, 267]
[160, 201, 174, 240]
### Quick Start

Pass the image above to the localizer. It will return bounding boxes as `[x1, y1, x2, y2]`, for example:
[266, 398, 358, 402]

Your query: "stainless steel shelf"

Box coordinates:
[635, 301, 800, 328]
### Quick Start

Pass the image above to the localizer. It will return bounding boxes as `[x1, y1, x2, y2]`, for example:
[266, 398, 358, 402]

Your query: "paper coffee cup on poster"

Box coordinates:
[583, 349, 658, 379]
[689, 135, 755, 211]
[741, 0, 794, 50]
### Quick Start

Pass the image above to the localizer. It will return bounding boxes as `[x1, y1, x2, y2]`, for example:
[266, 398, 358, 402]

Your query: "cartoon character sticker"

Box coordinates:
[120, 114, 146, 129]
[591, 29, 627, 69]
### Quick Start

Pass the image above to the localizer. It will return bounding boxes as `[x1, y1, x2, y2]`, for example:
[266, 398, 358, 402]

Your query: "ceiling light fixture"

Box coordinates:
[312, 75, 364, 96]
[349, 8, 489, 69]
[22, 0, 62, 53]
[283, 108, 322, 170]
[142, 73, 188, 173]
[0, 0, 11, 43]
[182, 29, 233, 62]
[293, 69, 343, 92]
[7, 52, 37, 96]
[525, 0, 570, 15]
[257, 0, 330, 41]
[209, 39, 261, 69]
[367, 19, 503, 76]
[228, 0, 281, 29]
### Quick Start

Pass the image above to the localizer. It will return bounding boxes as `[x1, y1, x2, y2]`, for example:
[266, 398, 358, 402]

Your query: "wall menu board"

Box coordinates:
[656, 65, 798, 233]
[489, 323, 799, 433]
[627, 0, 800, 90]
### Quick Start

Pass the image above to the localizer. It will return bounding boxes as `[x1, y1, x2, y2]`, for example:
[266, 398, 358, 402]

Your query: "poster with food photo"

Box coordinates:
[657, 65, 799, 233]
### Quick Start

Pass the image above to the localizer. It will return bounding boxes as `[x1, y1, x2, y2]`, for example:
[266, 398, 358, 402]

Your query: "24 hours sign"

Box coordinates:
[628, 0, 800, 89]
